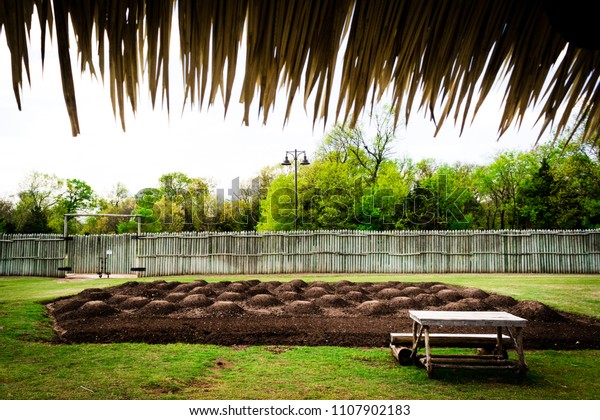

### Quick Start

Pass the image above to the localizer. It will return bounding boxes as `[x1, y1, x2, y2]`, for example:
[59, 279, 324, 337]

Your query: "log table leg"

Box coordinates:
[412, 320, 417, 344]
[515, 326, 527, 373]
[410, 322, 423, 361]
[496, 326, 504, 359]
[424, 326, 433, 378]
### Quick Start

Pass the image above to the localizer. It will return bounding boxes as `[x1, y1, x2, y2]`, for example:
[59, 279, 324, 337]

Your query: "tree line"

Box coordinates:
[1, 111, 599, 235]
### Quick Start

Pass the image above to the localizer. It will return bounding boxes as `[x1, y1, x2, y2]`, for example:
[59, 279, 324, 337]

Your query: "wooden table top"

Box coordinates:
[408, 310, 528, 327]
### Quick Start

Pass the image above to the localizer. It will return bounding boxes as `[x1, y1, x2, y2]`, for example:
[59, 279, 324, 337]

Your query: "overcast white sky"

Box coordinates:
[0, 18, 549, 200]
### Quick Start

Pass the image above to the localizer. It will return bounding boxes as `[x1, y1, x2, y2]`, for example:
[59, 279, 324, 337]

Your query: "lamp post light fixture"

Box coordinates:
[281, 149, 310, 230]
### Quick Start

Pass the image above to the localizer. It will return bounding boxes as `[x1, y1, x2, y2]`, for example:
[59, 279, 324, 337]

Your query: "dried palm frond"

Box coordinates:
[0, 0, 37, 111]
[0, 0, 598, 143]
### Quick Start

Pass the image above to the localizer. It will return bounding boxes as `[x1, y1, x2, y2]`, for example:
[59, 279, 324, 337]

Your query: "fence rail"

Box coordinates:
[1, 230, 599, 277]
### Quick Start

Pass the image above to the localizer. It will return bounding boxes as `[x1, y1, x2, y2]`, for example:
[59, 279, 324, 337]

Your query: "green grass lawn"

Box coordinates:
[0, 274, 599, 400]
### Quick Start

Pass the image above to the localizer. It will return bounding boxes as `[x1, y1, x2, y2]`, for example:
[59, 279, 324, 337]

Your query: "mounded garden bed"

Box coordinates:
[47, 279, 600, 349]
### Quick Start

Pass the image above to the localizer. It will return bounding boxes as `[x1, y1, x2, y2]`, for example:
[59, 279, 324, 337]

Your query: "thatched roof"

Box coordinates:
[1, 0, 599, 141]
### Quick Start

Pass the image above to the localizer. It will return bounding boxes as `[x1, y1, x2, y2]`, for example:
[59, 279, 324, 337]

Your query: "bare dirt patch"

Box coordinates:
[46, 280, 600, 349]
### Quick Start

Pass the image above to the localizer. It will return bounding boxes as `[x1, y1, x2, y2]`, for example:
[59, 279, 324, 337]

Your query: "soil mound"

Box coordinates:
[154, 281, 180, 291]
[510, 300, 565, 322]
[137, 300, 177, 315]
[289, 279, 308, 288]
[314, 294, 349, 308]
[173, 280, 203, 290]
[265, 281, 282, 290]
[413, 293, 443, 307]
[215, 292, 245, 302]
[244, 279, 262, 287]
[356, 300, 392, 316]
[365, 283, 391, 292]
[389, 296, 418, 310]
[206, 282, 228, 291]
[248, 283, 272, 296]
[180, 294, 213, 308]
[286, 300, 322, 315]
[429, 284, 450, 293]
[164, 292, 187, 302]
[376, 288, 405, 299]
[442, 298, 491, 311]
[459, 287, 490, 299]
[485, 294, 518, 308]
[436, 289, 463, 302]
[139, 288, 166, 299]
[277, 291, 304, 302]
[205, 301, 245, 316]
[344, 291, 370, 303]
[226, 282, 249, 293]
[119, 296, 150, 309]
[400, 286, 423, 297]
[52, 298, 87, 315]
[186, 280, 208, 287]
[275, 283, 301, 293]
[336, 285, 364, 294]
[304, 287, 329, 298]
[189, 286, 214, 297]
[107, 294, 129, 305]
[247, 294, 283, 308]
[77, 289, 112, 301]
[76, 300, 118, 318]
[309, 281, 333, 290]
[119, 281, 140, 288]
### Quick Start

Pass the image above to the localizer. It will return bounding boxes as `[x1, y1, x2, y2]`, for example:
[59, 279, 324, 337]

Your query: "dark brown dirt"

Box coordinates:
[46, 280, 600, 350]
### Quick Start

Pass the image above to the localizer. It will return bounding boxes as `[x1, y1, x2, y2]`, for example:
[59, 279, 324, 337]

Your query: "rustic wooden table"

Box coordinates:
[407, 310, 528, 378]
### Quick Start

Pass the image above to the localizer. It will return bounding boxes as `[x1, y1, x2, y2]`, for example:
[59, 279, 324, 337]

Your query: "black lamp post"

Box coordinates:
[281, 149, 310, 230]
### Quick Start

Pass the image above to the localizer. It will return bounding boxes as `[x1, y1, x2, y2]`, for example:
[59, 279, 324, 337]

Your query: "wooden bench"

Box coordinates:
[390, 332, 512, 348]
[390, 332, 512, 366]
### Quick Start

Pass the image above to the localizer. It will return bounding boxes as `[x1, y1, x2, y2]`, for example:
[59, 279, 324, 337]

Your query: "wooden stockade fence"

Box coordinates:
[0, 234, 65, 277]
[1, 230, 599, 277]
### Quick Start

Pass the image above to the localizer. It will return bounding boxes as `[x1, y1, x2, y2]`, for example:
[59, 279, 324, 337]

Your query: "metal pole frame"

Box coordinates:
[61, 213, 145, 276]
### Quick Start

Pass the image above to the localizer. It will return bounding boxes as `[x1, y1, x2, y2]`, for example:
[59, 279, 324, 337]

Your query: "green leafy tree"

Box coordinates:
[519, 158, 556, 229]
[218, 168, 278, 231]
[158, 172, 210, 231]
[13, 172, 63, 233]
[60, 179, 95, 213]
[318, 107, 399, 185]
[129, 188, 162, 233]
[106, 183, 130, 207]
[402, 163, 480, 230]
[353, 160, 414, 230]
[154, 196, 186, 232]
[257, 175, 296, 231]
[473, 152, 537, 229]
[0, 198, 16, 233]
[301, 159, 362, 230]
[517, 133, 600, 229]
[49, 179, 97, 233]
[543, 142, 600, 228]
